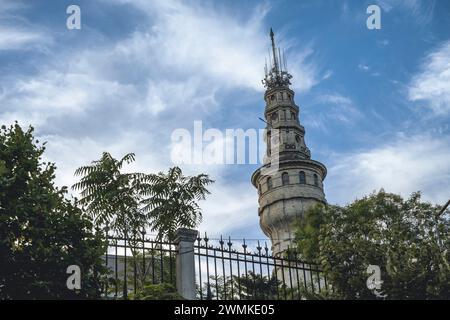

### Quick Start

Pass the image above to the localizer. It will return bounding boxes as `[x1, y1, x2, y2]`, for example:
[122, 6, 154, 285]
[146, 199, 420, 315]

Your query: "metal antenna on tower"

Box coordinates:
[283, 49, 287, 72]
[278, 47, 283, 73]
[264, 58, 268, 76]
[262, 28, 293, 89]
[268, 48, 272, 70]
[270, 28, 278, 72]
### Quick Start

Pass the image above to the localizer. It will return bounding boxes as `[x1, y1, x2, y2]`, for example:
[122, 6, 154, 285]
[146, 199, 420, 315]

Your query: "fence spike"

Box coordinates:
[242, 238, 247, 250]
[227, 236, 232, 248]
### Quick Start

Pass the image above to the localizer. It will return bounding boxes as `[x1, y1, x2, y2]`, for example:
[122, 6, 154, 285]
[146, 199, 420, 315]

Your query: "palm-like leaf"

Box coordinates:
[140, 167, 214, 241]
[73, 153, 213, 242]
[72, 152, 145, 237]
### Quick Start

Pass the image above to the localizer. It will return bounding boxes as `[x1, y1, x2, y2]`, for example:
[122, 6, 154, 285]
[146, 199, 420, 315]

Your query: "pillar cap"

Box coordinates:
[175, 228, 198, 244]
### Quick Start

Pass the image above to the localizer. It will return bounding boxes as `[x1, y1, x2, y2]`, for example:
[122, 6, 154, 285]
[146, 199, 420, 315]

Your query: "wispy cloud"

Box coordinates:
[408, 40, 450, 115]
[0, 0, 52, 51]
[305, 93, 362, 130]
[358, 64, 370, 72]
[326, 134, 450, 205]
[376, 0, 435, 25]
[0, 27, 50, 50]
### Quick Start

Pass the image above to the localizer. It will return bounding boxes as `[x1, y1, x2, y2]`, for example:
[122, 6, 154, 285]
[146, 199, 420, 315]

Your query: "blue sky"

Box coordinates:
[1, 0, 450, 241]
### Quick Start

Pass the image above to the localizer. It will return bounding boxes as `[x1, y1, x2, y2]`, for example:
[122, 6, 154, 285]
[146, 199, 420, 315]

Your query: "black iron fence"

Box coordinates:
[102, 231, 328, 300]
[195, 234, 329, 300]
[103, 235, 177, 299]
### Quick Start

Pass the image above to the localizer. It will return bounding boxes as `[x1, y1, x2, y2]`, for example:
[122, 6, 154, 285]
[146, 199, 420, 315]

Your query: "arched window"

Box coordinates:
[267, 177, 273, 190]
[314, 174, 319, 187]
[291, 111, 296, 120]
[299, 171, 306, 184]
[282, 172, 289, 186]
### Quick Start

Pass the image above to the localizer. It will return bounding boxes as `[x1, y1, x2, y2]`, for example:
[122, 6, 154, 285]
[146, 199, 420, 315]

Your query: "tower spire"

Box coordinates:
[270, 28, 279, 72]
[262, 28, 292, 89]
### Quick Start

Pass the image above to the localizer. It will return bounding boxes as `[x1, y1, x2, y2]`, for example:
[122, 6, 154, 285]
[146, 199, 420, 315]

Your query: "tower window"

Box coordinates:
[299, 171, 306, 184]
[267, 177, 273, 190]
[314, 174, 319, 187]
[271, 112, 278, 122]
[291, 111, 296, 120]
[282, 172, 289, 186]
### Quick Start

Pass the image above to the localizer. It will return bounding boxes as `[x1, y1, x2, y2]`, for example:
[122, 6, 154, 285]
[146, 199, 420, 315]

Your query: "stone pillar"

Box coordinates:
[175, 228, 198, 300]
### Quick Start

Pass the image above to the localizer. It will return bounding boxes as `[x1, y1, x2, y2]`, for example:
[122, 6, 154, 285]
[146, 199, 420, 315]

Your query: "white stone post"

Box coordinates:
[175, 228, 198, 300]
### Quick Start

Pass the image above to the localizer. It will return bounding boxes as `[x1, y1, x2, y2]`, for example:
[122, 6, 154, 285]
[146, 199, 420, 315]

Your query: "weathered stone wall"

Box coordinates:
[254, 164, 326, 257]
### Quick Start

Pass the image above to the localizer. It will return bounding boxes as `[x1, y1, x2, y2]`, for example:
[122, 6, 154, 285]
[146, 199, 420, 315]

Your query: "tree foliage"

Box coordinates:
[0, 123, 108, 299]
[295, 190, 450, 299]
[131, 283, 182, 300]
[73, 155, 213, 241]
[199, 272, 280, 300]
[141, 167, 213, 241]
[72, 152, 146, 237]
[106, 248, 176, 298]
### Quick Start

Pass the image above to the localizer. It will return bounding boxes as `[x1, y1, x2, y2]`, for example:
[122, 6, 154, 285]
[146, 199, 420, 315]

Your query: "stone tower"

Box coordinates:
[251, 29, 327, 258]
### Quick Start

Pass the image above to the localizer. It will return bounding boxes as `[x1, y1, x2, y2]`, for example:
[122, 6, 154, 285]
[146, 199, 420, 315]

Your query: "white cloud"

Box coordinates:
[316, 94, 353, 105]
[376, 0, 435, 25]
[377, 0, 421, 12]
[1, 0, 321, 128]
[306, 93, 362, 129]
[0, 26, 51, 50]
[0, 71, 140, 127]
[40, 131, 169, 191]
[199, 182, 258, 235]
[0, 1, 52, 51]
[104, 0, 321, 93]
[326, 134, 450, 205]
[358, 64, 370, 72]
[408, 41, 450, 115]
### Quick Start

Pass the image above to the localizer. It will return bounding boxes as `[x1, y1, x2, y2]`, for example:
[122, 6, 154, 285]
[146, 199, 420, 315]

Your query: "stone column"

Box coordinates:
[175, 228, 198, 300]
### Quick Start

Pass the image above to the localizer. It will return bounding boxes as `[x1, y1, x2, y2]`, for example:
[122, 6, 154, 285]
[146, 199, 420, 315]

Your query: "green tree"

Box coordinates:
[73, 153, 213, 298]
[72, 152, 146, 238]
[130, 283, 182, 300]
[107, 248, 176, 297]
[0, 123, 108, 299]
[199, 272, 280, 300]
[141, 167, 213, 241]
[231, 272, 280, 300]
[294, 190, 450, 299]
[73, 155, 213, 242]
